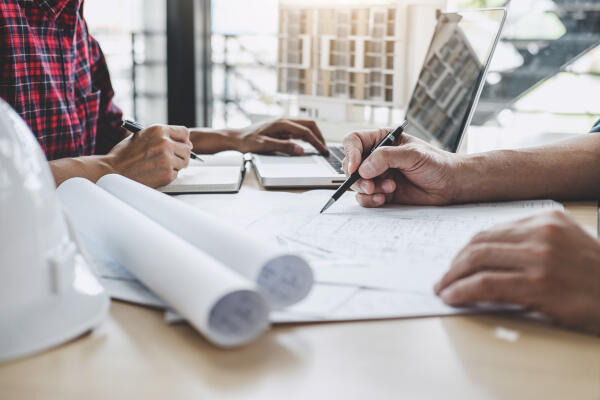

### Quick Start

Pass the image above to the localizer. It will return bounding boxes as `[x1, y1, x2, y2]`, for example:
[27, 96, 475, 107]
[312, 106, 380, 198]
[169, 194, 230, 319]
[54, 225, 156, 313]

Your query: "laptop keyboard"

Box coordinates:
[325, 145, 346, 175]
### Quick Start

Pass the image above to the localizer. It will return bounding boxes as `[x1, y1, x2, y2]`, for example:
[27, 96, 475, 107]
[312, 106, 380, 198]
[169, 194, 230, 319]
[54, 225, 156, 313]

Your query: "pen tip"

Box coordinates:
[320, 198, 335, 214]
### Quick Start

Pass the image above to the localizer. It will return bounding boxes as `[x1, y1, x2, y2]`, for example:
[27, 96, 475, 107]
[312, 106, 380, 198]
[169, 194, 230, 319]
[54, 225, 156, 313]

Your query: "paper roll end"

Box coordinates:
[258, 255, 314, 309]
[206, 290, 270, 348]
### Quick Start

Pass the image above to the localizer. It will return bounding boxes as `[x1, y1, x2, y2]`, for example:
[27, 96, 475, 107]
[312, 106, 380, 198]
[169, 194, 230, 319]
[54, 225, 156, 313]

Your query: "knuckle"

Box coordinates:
[470, 230, 489, 244]
[355, 193, 367, 206]
[464, 245, 485, 268]
[527, 266, 551, 290]
[179, 126, 191, 138]
[342, 136, 357, 149]
[533, 243, 555, 263]
[401, 142, 421, 155]
[548, 210, 566, 220]
[538, 222, 563, 241]
[376, 147, 394, 162]
[158, 136, 171, 149]
[285, 142, 296, 151]
[347, 131, 365, 145]
[147, 124, 163, 135]
[474, 274, 494, 292]
[300, 126, 313, 136]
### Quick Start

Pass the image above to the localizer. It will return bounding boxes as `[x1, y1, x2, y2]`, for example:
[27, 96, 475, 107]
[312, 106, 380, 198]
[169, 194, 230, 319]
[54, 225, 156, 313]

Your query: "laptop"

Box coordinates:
[253, 8, 507, 188]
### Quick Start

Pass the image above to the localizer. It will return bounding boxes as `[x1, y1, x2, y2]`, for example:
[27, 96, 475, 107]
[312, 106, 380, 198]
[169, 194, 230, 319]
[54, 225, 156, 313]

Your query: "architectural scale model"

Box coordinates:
[277, 0, 447, 123]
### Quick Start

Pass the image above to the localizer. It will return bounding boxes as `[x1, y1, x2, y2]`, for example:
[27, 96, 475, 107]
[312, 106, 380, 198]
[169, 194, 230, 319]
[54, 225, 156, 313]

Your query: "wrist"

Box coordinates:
[452, 151, 510, 203]
[190, 129, 241, 153]
[450, 153, 486, 203]
[98, 154, 119, 176]
[223, 128, 244, 152]
[49, 155, 117, 187]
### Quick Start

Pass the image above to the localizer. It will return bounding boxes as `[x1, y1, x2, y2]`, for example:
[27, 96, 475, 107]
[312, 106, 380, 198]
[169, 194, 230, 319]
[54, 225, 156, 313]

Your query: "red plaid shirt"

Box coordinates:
[0, 0, 124, 160]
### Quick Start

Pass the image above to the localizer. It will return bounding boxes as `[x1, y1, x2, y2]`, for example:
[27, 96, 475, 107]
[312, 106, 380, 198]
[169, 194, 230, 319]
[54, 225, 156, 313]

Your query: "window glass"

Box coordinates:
[85, 0, 168, 125]
[457, 0, 600, 134]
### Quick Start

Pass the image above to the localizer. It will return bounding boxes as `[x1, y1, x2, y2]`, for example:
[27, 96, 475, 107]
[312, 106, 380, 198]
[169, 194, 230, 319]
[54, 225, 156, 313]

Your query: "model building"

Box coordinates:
[277, 0, 447, 123]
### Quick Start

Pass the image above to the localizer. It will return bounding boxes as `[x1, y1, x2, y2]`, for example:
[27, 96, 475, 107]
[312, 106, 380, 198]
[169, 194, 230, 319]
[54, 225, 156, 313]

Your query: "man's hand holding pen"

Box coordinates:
[341, 128, 461, 208]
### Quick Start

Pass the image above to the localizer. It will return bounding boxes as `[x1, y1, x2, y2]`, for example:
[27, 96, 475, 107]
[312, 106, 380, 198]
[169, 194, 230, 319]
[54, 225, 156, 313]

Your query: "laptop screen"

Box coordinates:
[405, 8, 506, 152]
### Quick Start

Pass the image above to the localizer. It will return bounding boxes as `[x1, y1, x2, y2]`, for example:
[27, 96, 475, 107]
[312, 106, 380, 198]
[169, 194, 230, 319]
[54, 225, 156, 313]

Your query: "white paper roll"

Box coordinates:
[57, 178, 269, 347]
[97, 174, 313, 308]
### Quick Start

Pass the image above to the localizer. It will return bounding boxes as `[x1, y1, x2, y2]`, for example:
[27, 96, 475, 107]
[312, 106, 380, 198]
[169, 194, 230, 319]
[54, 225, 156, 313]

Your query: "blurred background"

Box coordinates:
[84, 0, 600, 147]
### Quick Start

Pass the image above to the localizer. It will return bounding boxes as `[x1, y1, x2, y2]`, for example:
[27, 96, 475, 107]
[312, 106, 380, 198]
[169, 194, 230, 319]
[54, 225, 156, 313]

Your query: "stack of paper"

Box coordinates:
[184, 189, 562, 323]
[82, 183, 562, 326]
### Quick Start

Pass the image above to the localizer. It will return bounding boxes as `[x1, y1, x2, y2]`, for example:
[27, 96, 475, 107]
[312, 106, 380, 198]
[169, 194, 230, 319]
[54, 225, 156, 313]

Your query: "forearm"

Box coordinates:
[49, 156, 115, 187]
[189, 128, 241, 154]
[456, 134, 600, 202]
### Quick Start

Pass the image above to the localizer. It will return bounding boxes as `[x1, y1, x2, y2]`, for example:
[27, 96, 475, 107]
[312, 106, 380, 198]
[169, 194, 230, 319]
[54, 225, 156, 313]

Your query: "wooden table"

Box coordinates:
[1, 171, 599, 400]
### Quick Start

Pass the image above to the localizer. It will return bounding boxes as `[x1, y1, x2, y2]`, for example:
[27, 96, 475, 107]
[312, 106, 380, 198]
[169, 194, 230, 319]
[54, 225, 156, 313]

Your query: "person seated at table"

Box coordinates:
[0, 0, 327, 188]
[342, 121, 600, 334]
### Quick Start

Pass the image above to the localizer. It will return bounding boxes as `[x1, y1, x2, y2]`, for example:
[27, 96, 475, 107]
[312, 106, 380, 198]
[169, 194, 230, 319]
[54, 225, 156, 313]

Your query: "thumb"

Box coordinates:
[346, 148, 362, 174]
[358, 145, 424, 179]
[260, 137, 304, 156]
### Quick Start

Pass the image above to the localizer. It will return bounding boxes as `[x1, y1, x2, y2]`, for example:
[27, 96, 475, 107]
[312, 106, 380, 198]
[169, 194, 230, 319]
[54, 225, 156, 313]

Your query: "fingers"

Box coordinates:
[346, 148, 363, 175]
[259, 137, 304, 156]
[170, 152, 187, 172]
[289, 119, 326, 145]
[434, 242, 532, 294]
[438, 271, 531, 307]
[165, 125, 192, 146]
[268, 119, 329, 155]
[468, 220, 537, 245]
[342, 129, 389, 174]
[355, 193, 389, 208]
[144, 124, 191, 145]
[171, 140, 191, 167]
[358, 144, 424, 180]
[352, 178, 396, 195]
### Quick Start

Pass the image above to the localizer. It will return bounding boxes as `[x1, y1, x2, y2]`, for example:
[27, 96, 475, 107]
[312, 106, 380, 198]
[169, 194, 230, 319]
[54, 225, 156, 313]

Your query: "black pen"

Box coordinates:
[121, 119, 204, 162]
[320, 120, 408, 214]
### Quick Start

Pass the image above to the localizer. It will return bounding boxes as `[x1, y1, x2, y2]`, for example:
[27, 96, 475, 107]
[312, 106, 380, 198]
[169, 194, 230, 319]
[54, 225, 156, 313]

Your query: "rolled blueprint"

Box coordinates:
[97, 174, 313, 308]
[57, 178, 269, 348]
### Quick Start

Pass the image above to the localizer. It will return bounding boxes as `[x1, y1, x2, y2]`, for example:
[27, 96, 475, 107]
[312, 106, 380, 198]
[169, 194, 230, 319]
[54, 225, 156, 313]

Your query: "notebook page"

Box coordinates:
[57, 178, 269, 347]
[158, 152, 244, 193]
[97, 174, 314, 309]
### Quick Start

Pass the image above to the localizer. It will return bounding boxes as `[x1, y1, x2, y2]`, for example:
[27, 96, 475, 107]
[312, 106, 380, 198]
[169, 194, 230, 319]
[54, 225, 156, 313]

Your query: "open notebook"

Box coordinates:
[57, 175, 313, 348]
[158, 151, 245, 194]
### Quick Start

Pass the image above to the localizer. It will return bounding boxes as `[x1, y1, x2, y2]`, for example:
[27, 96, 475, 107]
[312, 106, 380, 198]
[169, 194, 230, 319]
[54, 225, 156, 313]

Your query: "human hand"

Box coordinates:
[434, 211, 600, 334]
[106, 124, 192, 188]
[342, 129, 462, 207]
[233, 118, 329, 156]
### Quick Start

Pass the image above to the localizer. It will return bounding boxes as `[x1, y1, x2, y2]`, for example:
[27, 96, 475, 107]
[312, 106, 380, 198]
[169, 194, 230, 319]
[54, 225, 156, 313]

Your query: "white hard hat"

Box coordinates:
[0, 98, 109, 361]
